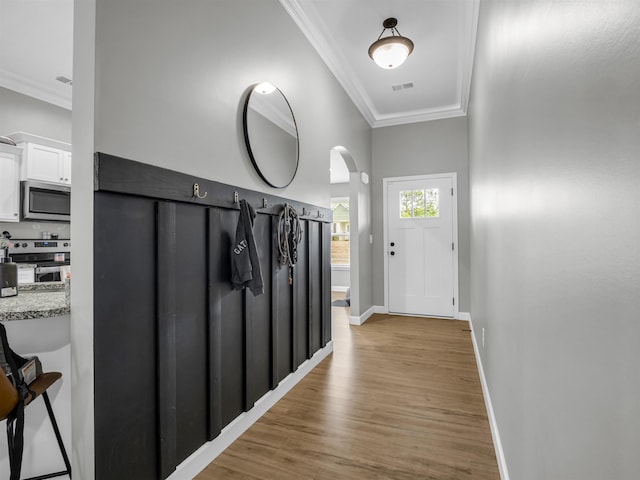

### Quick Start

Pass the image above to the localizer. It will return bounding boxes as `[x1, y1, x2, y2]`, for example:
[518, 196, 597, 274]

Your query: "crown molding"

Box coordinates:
[371, 106, 467, 129]
[0, 68, 72, 110]
[279, 0, 377, 126]
[280, 0, 480, 128]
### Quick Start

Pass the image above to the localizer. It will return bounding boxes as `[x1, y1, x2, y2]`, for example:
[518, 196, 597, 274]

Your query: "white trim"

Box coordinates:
[0, 68, 72, 111]
[70, 0, 96, 476]
[7, 132, 72, 151]
[166, 341, 334, 480]
[349, 305, 376, 326]
[371, 107, 466, 129]
[330, 265, 350, 271]
[382, 312, 458, 321]
[468, 316, 510, 480]
[456, 311, 471, 321]
[331, 286, 349, 293]
[383, 173, 459, 318]
[373, 305, 388, 315]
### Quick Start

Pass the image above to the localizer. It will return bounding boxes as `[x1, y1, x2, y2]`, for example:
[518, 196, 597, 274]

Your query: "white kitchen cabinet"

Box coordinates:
[62, 151, 72, 184]
[0, 144, 22, 222]
[9, 132, 72, 186]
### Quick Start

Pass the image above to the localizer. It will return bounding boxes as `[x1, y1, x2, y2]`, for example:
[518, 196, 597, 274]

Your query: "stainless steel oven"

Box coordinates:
[8, 239, 71, 283]
[21, 181, 71, 222]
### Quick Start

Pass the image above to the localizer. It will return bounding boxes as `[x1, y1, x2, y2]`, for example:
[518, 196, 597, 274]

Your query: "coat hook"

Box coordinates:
[316, 210, 324, 219]
[233, 191, 239, 206]
[263, 198, 268, 208]
[193, 183, 207, 199]
[302, 208, 309, 216]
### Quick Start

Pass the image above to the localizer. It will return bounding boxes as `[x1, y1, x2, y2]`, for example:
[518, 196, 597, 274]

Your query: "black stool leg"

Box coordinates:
[42, 391, 71, 479]
[23, 391, 72, 480]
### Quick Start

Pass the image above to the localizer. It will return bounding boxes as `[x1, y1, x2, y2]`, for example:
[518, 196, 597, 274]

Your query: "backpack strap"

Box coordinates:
[0, 323, 27, 480]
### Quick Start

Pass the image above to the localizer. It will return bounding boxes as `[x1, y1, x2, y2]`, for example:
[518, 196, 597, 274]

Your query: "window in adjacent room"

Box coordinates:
[331, 198, 349, 265]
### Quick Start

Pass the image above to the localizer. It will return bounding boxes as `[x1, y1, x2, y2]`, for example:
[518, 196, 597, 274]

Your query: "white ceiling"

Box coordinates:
[280, 0, 479, 127]
[0, 0, 74, 110]
[0, 0, 479, 126]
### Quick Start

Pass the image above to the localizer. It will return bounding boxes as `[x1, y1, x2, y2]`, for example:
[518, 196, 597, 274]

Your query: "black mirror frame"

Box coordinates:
[242, 84, 300, 189]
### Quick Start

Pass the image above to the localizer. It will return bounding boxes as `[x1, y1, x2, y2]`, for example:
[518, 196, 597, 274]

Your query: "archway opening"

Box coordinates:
[329, 146, 359, 315]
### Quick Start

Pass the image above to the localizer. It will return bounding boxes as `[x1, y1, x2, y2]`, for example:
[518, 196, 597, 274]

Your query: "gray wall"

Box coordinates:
[468, 1, 640, 479]
[371, 117, 470, 311]
[92, 0, 371, 209]
[330, 182, 350, 198]
[72, 1, 372, 476]
[0, 86, 72, 142]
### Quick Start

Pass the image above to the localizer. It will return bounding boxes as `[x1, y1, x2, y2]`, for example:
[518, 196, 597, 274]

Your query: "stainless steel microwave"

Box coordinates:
[21, 181, 71, 222]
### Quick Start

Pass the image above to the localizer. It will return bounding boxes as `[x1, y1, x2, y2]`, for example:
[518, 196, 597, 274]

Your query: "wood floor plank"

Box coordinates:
[196, 304, 499, 480]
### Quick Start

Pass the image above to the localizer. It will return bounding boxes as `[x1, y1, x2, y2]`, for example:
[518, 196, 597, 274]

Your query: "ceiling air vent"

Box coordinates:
[391, 82, 414, 92]
[56, 76, 73, 85]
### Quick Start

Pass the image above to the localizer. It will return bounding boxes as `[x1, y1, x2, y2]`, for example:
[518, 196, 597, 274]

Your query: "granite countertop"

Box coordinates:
[0, 282, 69, 321]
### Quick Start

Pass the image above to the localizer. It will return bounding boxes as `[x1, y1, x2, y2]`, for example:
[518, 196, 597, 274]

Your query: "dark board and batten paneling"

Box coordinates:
[206, 208, 223, 439]
[94, 152, 331, 221]
[174, 203, 210, 464]
[272, 216, 293, 383]
[157, 202, 178, 478]
[246, 214, 274, 408]
[93, 153, 332, 480]
[94, 192, 159, 480]
[308, 221, 322, 354]
[294, 221, 309, 367]
[322, 222, 332, 347]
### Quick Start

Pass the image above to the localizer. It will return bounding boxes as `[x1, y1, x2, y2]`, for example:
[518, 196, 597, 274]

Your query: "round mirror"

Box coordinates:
[243, 83, 299, 188]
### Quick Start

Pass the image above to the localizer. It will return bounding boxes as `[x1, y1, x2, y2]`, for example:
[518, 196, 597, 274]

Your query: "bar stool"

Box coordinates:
[2, 372, 72, 480]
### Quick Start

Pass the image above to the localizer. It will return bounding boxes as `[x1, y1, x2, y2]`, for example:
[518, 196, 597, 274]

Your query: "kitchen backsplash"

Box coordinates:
[0, 221, 70, 239]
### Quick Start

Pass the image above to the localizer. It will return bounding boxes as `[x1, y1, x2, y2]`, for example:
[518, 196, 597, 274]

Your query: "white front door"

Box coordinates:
[386, 174, 456, 317]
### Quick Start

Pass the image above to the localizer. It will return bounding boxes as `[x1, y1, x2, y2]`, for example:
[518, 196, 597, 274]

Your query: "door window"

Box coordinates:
[399, 189, 439, 218]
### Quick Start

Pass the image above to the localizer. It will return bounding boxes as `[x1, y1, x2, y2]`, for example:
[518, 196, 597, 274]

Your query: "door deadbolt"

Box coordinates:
[390, 251, 395, 256]
[390, 242, 395, 247]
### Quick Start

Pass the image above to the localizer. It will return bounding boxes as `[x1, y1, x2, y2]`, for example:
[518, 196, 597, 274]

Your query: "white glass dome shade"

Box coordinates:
[368, 36, 414, 69]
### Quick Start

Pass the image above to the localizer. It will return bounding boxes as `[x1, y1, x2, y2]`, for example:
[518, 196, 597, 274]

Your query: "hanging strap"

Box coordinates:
[0, 324, 28, 480]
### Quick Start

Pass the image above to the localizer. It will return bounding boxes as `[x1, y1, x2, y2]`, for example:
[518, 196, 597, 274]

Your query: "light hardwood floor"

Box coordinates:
[196, 296, 500, 479]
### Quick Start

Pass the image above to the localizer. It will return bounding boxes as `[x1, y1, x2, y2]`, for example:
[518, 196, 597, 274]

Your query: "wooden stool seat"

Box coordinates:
[3, 371, 71, 480]
[24, 372, 62, 407]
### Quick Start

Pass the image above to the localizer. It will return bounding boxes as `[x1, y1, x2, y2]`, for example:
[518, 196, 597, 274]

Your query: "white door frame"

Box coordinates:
[383, 173, 459, 318]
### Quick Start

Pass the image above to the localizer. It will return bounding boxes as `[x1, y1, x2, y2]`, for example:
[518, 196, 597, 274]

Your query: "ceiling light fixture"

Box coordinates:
[368, 18, 414, 70]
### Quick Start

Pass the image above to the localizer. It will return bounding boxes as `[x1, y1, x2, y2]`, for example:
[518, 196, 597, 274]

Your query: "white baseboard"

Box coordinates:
[331, 286, 349, 292]
[376, 306, 466, 322]
[166, 341, 334, 480]
[349, 305, 384, 325]
[468, 316, 510, 480]
[372, 305, 387, 314]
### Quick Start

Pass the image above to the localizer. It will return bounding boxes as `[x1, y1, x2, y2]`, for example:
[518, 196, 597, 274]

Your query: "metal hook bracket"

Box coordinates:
[233, 191, 240, 206]
[193, 183, 207, 199]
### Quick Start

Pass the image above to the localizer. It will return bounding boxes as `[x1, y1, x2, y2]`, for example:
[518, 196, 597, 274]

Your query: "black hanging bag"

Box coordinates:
[0, 323, 30, 480]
